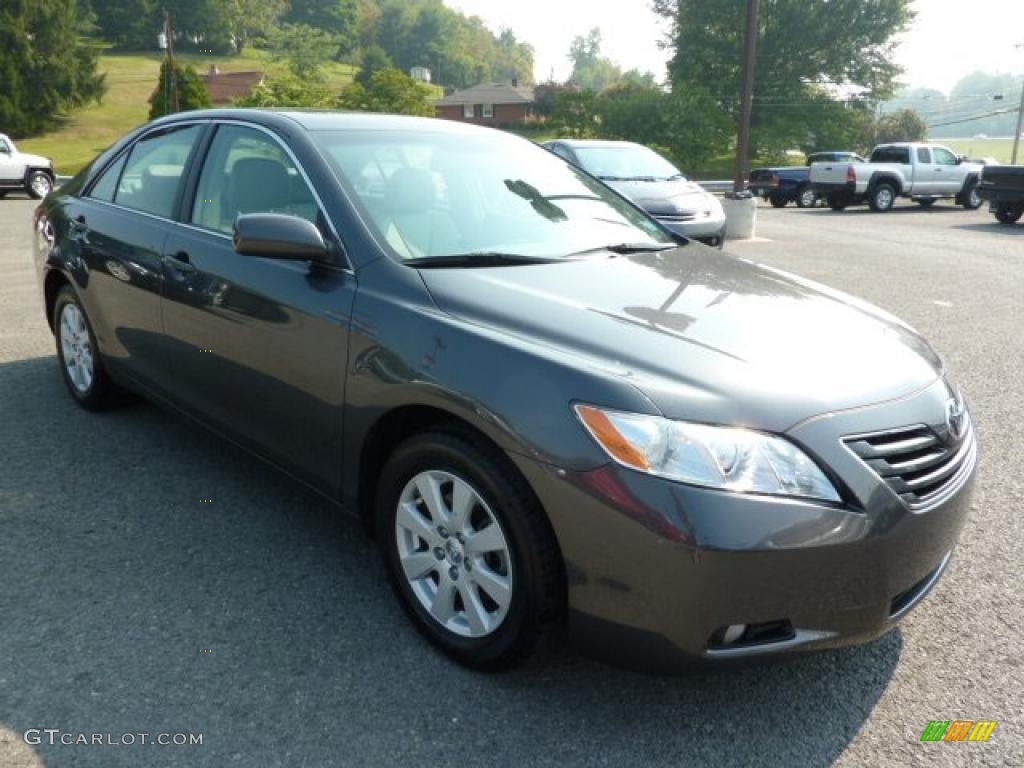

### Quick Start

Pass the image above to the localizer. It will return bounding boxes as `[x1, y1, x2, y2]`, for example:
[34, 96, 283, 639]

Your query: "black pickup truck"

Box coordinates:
[976, 165, 1024, 224]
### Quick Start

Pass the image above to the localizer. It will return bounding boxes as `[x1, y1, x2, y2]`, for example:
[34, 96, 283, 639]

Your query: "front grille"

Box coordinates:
[843, 414, 976, 510]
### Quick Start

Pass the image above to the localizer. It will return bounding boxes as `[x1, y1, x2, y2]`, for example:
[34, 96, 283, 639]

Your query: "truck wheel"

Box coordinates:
[768, 191, 788, 208]
[869, 183, 896, 212]
[960, 180, 982, 210]
[27, 170, 53, 200]
[994, 205, 1023, 225]
[795, 186, 816, 208]
[827, 195, 848, 211]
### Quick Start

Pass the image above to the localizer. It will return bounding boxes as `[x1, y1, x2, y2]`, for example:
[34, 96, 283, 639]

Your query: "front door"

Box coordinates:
[931, 146, 965, 195]
[159, 123, 355, 494]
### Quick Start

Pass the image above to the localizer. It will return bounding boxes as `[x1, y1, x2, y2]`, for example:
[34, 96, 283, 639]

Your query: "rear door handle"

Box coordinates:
[167, 250, 197, 273]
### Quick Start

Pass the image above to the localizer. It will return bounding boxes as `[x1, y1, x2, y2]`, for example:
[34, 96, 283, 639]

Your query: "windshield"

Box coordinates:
[311, 129, 672, 262]
[572, 144, 683, 181]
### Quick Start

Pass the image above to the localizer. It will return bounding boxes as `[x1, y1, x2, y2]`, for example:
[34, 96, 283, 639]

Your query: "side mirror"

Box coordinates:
[957, 155, 967, 165]
[233, 213, 329, 263]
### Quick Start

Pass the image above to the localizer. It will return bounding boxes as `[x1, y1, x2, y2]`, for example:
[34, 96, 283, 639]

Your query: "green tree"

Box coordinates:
[871, 108, 928, 145]
[234, 74, 334, 108]
[0, 0, 106, 137]
[90, 0, 159, 49]
[356, 45, 394, 87]
[550, 89, 598, 138]
[148, 60, 211, 119]
[654, 0, 914, 155]
[338, 67, 435, 116]
[269, 23, 340, 81]
[567, 28, 621, 92]
[285, 0, 359, 57]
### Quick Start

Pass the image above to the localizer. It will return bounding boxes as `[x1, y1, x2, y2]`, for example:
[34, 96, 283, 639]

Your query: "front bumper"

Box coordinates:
[656, 214, 727, 248]
[510, 378, 976, 671]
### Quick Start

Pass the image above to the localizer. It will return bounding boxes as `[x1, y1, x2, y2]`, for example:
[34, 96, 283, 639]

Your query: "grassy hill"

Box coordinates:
[19, 49, 357, 176]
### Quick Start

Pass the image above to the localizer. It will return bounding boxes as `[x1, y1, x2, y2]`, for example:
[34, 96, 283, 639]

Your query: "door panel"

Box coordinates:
[931, 147, 963, 195]
[159, 227, 354, 493]
[912, 147, 940, 195]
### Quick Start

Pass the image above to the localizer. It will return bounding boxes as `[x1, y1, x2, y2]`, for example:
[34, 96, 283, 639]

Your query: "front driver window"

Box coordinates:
[933, 148, 958, 166]
[191, 125, 319, 235]
[115, 124, 202, 219]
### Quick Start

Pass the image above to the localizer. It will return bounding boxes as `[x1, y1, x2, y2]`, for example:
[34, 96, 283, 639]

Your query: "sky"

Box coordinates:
[443, 0, 1024, 95]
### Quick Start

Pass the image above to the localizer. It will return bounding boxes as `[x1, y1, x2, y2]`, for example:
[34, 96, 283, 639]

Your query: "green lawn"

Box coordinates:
[18, 49, 357, 176]
[940, 137, 1019, 163]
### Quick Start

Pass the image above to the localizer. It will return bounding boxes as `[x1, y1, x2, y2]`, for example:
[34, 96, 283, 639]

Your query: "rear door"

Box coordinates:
[158, 122, 355, 494]
[912, 146, 940, 195]
[65, 123, 205, 386]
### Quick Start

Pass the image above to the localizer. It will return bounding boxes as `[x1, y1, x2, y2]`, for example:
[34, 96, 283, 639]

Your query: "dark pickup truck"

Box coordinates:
[976, 165, 1024, 224]
[749, 151, 865, 208]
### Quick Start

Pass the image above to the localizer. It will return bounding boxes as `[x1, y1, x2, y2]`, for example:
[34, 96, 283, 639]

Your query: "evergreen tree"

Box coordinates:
[148, 60, 212, 120]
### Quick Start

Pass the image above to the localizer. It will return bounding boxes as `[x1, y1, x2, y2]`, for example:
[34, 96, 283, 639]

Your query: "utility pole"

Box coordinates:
[164, 9, 179, 113]
[1012, 43, 1024, 165]
[733, 0, 759, 193]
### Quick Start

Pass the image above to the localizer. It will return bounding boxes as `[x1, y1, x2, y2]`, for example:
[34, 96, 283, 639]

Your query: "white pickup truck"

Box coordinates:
[809, 142, 983, 212]
[0, 133, 55, 199]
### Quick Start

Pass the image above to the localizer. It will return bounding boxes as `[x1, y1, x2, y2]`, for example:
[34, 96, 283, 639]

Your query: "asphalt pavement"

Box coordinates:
[0, 193, 1021, 767]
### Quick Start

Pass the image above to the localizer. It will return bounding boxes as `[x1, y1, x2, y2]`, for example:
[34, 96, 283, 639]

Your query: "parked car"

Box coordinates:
[34, 110, 976, 672]
[749, 151, 866, 208]
[810, 143, 983, 212]
[543, 139, 726, 248]
[0, 133, 55, 199]
[976, 164, 1024, 224]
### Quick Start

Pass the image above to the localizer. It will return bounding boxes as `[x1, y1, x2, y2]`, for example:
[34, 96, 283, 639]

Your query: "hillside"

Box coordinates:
[18, 49, 358, 176]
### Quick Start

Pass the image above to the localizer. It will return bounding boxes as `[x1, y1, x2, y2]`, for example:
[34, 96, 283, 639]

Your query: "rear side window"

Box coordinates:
[870, 146, 910, 164]
[190, 125, 319, 235]
[115, 125, 202, 219]
[88, 154, 127, 202]
[916, 147, 931, 164]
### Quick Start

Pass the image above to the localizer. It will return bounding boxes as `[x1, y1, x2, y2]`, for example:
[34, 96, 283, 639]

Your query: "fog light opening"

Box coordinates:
[709, 619, 795, 650]
[722, 624, 746, 644]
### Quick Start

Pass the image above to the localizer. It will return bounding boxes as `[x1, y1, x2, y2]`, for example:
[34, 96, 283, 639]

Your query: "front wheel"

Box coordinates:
[960, 180, 982, 210]
[27, 170, 53, 200]
[994, 205, 1023, 225]
[377, 429, 564, 670]
[54, 285, 113, 410]
[869, 183, 896, 212]
[795, 186, 816, 208]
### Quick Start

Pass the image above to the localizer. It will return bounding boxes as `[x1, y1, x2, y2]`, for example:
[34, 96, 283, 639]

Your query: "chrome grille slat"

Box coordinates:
[843, 413, 975, 510]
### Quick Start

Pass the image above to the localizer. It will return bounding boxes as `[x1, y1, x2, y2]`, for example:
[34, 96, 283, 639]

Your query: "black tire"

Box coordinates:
[376, 428, 564, 671]
[868, 183, 896, 212]
[768, 191, 788, 208]
[53, 285, 114, 410]
[994, 205, 1023, 225]
[960, 180, 982, 210]
[795, 185, 816, 208]
[27, 170, 53, 200]
[917, 198, 937, 208]
[827, 195, 848, 211]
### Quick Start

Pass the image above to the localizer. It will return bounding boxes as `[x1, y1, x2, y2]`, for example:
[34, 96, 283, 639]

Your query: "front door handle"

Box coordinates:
[167, 250, 197, 274]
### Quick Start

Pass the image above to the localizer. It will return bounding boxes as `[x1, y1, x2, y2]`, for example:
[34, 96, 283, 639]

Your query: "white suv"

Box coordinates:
[0, 133, 55, 199]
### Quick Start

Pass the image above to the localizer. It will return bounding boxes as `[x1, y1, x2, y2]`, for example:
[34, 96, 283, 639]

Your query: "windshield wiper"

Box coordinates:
[405, 252, 561, 269]
[569, 242, 678, 257]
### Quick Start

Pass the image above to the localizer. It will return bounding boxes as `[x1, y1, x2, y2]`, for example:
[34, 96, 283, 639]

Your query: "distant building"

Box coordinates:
[435, 81, 534, 125]
[200, 66, 265, 104]
[410, 66, 432, 83]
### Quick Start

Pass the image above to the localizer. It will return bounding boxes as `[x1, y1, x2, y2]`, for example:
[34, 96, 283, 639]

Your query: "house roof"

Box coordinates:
[436, 82, 534, 106]
[200, 70, 265, 104]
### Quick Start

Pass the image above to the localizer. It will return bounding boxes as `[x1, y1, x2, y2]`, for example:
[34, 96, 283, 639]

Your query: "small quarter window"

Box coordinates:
[89, 154, 127, 202]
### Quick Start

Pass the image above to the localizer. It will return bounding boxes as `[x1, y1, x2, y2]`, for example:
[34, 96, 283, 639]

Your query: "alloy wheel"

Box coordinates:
[59, 303, 94, 393]
[30, 173, 52, 198]
[395, 470, 513, 638]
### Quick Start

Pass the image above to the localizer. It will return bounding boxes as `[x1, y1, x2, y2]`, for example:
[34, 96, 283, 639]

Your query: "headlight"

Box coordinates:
[574, 404, 840, 502]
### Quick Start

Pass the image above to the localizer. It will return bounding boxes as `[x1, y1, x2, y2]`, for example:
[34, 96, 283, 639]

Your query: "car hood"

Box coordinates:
[418, 246, 943, 432]
[604, 178, 716, 216]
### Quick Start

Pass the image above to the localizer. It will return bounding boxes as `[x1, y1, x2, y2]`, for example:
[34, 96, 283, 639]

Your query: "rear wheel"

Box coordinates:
[768, 191, 788, 208]
[960, 180, 982, 210]
[795, 186, 816, 208]
[53, 285, 113, 410]
[869, 183, 896, 212]
[994, 205, 1023, 225]
[27, 170, 53, 200]
[377, 429, 564, 670]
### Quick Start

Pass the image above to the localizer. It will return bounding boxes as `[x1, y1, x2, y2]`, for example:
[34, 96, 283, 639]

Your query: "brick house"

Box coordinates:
[435, 82, 535, 125]
[200, 66, 265, 104]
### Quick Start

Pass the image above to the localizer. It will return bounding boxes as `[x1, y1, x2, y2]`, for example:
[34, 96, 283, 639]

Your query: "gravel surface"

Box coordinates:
[0, 194, 1020, 767]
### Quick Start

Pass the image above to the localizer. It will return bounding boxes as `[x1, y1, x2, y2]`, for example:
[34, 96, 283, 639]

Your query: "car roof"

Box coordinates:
[150, 108, 501, 136]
